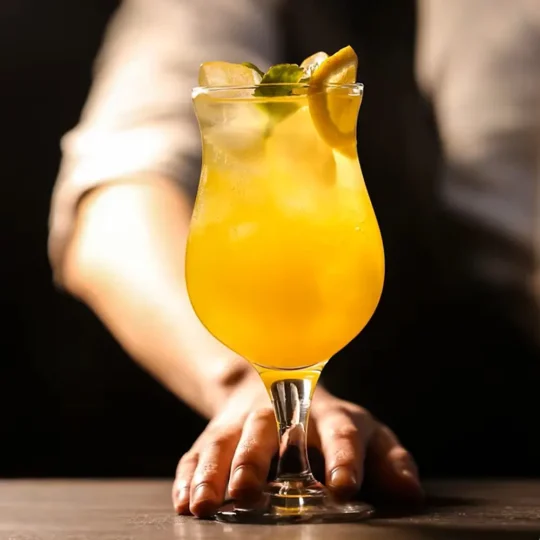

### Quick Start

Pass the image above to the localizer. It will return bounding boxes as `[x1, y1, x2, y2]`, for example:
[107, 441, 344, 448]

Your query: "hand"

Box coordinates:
[172, 374, 423, 517]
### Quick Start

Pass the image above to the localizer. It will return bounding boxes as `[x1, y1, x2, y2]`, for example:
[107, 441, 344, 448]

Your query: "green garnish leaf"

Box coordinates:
[253, 64, 307, 133]
[254, 64, 306, 97]
[242, 62, 265, 78]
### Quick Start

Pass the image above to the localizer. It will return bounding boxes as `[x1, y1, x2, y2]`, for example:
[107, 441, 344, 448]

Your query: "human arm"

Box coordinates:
[50, 0, 282, 415]
[64, 175, 421, 516]
[62, 177, 256, 417]
[50, 0, 422, 516]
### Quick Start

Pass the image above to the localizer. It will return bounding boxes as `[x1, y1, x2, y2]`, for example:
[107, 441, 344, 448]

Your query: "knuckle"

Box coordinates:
[180, 451, 199, 464]
[199, 461, 219, 475]
[176, 452, 199, 474]
[205, 422, 242, 444]
[237, 435, 258, 455]
[348, 404, 373, 425]
[206, 433, 232, 450]
[369, 422, 402, 453]
[333, 447, 355, 463]
[193, 461, 220, 484]
[202, 425, 238, 449]
[235, 434, 272, 467]
[248, 408, 275, 424]
[378, 423, 398, 440]
[360, 408, 375, 424]
[335, 401, 373, 423]
[328, 423, 359, 440]
[209, 357, 249, 389]
[389, 446, 411, 462]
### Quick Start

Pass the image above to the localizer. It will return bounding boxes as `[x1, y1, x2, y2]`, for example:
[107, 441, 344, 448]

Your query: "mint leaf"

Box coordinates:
[252, 64, 307, 133]
[254, 64, 305, 97]
[241, 62, 264, 78]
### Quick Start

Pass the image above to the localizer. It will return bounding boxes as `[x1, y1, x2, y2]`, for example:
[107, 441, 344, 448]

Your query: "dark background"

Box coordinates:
[0, 0, 205, 477]
[1, 0, 538, 479]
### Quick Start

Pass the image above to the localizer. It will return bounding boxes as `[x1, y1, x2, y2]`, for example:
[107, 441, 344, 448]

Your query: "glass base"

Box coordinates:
[215, 483, 374, 524]
[213, 376, 374, 524]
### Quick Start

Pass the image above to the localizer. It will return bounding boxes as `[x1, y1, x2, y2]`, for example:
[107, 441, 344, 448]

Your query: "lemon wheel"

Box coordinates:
[307, 46, 361, 156]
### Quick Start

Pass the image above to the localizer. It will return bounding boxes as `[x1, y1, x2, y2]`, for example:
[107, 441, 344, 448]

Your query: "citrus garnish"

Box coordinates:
[197, 46, 361, 145]
[300, 51, 329, 78]
[198, 61, 262, 87]
[307, 46, 360, 155]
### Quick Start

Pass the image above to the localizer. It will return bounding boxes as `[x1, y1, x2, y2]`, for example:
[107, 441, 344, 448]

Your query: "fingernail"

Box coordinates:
[193, 483, 216, 504]
[174, 487, 190, 513]
[330, 467, 357, 488]
[191, 483, 218, 517]
[230, 466, 260, 492]
[176, 486, 189, 501]
[394, 455, 421, 486]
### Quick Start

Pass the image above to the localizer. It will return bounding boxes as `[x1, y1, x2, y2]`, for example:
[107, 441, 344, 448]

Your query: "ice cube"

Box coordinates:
[266, 106, 336, 187]
[203, 102, 268, 161]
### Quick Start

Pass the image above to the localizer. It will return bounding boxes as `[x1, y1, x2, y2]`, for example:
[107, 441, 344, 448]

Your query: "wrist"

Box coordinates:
[203, 356, 262, 418]
[311, 383, 338, 415]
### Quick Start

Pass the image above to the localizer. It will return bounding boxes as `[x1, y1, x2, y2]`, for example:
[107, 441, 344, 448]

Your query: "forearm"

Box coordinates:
[62, 175, 254, 418]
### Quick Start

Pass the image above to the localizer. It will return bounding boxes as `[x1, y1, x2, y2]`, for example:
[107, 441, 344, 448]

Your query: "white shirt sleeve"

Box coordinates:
[48, 0, 281, 277]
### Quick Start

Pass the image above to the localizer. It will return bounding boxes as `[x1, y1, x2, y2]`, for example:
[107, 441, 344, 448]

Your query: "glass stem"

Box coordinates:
[269, 378, 315, 481]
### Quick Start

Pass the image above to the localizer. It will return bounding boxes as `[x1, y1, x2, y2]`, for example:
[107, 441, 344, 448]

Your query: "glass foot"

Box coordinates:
[215, 491, 374, 524]
[213, 376, 374, 524]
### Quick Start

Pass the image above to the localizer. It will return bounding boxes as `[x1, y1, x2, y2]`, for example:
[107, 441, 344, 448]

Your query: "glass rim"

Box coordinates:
[192, 82, 363, 98]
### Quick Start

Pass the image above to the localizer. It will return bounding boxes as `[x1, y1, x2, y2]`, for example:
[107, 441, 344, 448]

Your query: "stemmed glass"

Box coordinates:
[186, 81, 385, 523]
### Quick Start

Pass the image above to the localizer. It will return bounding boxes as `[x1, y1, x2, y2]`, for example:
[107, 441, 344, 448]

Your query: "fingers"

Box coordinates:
[171, 405, 277, 517]
[172, 390, 422, 518]
[190, 427, 240, 516]
[313, 400, 422, 502]
[172, 421, 242, 518]
[228, 408, 278, 499]
[366, 424, 423, 500]
[173, 452, 199, 515]
[314, 403, 376, 498]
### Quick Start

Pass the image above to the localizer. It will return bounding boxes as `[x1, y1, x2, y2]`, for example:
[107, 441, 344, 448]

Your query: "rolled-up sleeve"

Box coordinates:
[49, 0, 281, 278]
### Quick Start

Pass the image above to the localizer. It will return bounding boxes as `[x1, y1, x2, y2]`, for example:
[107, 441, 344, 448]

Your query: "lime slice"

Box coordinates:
[307, 46, 360, 155]
[198, 61, 262, 87]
